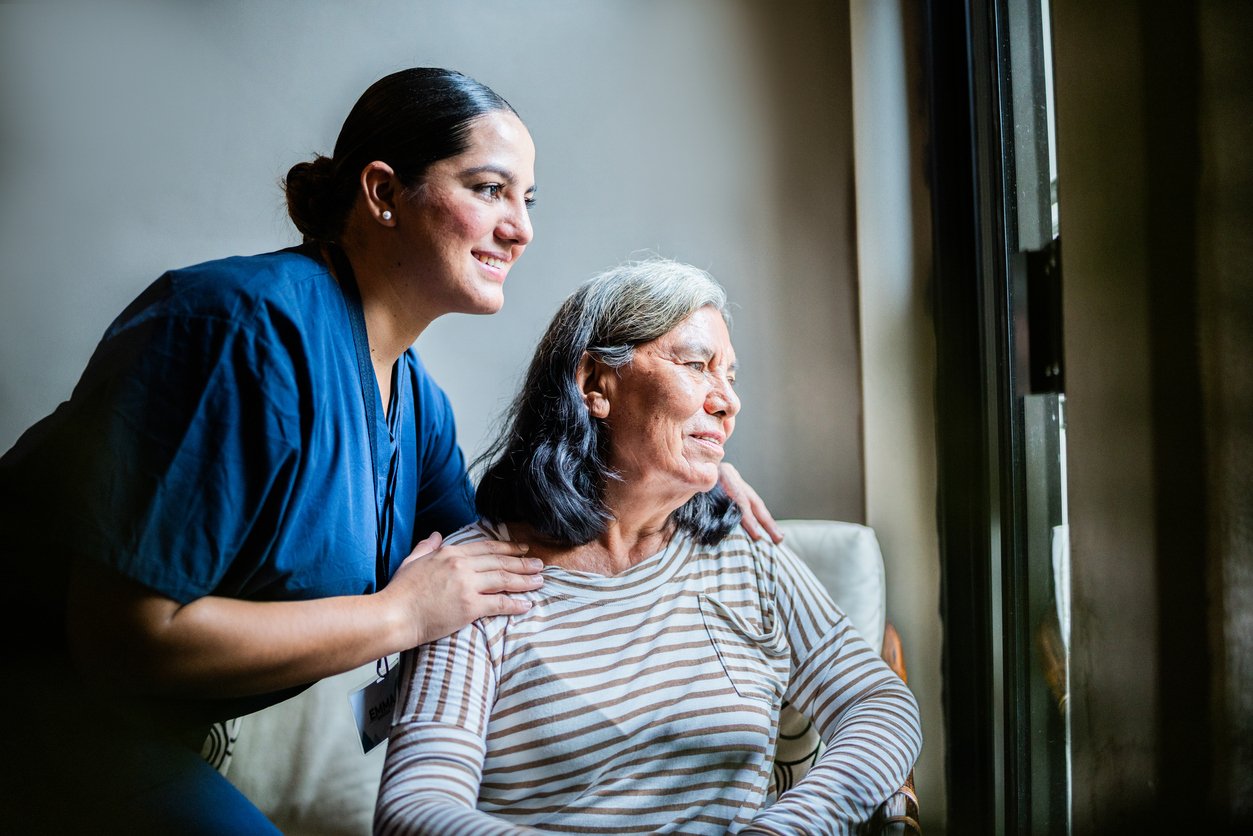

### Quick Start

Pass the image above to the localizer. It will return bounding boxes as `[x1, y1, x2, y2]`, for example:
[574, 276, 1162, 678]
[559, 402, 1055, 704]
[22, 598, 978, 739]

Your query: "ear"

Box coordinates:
[576, 353, 612, 419]
[359, 161, 399, 225]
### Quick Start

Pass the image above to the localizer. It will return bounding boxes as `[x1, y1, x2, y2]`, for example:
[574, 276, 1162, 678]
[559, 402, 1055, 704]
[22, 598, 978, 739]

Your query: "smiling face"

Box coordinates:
[395, 109, 536, 318]
[589, 306, 740, 511]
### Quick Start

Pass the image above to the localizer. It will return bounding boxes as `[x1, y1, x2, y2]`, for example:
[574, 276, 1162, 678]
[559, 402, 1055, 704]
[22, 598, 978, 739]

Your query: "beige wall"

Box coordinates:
[849, 1, 946, 830]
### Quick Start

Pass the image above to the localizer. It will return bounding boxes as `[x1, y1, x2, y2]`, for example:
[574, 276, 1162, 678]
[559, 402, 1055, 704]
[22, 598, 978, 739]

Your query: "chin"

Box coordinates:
[463, 293, 505, 316]
[696, 473, 721, 494]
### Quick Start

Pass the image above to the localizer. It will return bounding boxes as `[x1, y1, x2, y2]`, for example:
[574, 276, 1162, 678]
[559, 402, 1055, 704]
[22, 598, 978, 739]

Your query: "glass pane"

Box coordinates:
[1023, 393, 1071, 835]
[1008, 0, 1071, 832]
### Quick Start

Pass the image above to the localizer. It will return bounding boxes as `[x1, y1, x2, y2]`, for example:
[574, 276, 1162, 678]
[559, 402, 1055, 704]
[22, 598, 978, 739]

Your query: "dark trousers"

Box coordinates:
[2, 661, 282, 835]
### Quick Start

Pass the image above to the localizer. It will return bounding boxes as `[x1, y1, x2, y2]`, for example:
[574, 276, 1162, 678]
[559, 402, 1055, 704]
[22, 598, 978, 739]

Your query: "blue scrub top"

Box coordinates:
[1, 246, 476, 675]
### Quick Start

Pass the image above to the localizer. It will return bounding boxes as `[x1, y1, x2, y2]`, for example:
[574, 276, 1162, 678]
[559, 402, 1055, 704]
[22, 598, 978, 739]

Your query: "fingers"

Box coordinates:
[410, 537, 546, 589]
[409, 530, 444, 559]
[736, 488, 784, 543]
[748, 493, 784, 544]
[462, 549, 545, 610]
[457, 569, 541, 626]
[454, 545, 543, 576]
[718, 462, 784, 543]
[739, 510, 765, 541]
[474, 552, 545, 595]
[402, 535, 530, 565]
[484, 593, 533, 617]
[484, 553, 544, 574]
[482, 568, 545, 594]
[390, 537, 543, 645]
[459, 559, 541, 623]
[454, 539, 532, 559]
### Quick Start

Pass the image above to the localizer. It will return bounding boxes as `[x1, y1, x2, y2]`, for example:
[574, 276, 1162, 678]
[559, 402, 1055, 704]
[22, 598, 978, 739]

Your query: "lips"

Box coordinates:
[689, 431, 727, 452]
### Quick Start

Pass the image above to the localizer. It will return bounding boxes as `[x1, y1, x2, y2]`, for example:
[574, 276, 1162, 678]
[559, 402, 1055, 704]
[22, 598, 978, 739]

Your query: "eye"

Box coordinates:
[524, 194, 537, 208]
[685, 361, 706, 372]
[475, 183, 503, 200]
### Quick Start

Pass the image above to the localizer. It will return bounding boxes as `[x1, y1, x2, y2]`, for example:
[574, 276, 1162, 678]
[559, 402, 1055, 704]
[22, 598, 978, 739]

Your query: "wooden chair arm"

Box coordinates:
[862, 620, 922, 836]
[882, 621, 908, 684]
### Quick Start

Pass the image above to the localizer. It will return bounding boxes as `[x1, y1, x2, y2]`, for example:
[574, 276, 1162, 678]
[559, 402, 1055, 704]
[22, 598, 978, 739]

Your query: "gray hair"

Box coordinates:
[474, 257, 741, 546]
[577, 258, 730, 369]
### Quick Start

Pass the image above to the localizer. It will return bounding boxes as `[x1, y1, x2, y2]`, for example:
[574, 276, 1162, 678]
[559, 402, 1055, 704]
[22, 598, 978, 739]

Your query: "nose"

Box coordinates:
[497, 198, 533, 247]
[705, 376, 740, 418]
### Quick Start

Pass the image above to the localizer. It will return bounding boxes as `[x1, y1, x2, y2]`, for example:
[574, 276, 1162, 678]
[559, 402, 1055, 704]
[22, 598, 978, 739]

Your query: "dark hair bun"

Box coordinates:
[283, 155, 351, 243]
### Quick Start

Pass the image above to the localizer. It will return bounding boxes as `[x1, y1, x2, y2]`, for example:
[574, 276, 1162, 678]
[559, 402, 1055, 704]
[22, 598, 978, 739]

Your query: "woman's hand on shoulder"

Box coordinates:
[718, 462, 784, 544]
[382, 531, 545, 647]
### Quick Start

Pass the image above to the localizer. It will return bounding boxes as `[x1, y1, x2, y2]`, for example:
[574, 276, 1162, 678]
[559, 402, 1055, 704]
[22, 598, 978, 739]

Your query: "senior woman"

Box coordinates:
[374, 259, 923, 835]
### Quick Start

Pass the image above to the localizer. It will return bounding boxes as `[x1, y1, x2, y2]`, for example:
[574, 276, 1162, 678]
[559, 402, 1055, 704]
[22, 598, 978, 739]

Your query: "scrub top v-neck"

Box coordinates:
[329, 243, 410, 590]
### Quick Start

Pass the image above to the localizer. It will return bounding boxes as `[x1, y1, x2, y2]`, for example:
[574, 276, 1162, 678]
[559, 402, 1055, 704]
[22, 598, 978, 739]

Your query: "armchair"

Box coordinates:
[216, 519, 921, 834]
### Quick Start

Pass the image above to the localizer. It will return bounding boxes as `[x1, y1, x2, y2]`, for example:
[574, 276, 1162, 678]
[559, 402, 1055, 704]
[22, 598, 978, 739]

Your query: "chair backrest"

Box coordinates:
[776, 519, 887, 654]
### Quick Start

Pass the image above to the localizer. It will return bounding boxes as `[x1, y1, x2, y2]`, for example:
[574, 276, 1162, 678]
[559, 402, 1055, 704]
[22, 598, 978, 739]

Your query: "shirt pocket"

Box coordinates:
[699, 594, 790, 704]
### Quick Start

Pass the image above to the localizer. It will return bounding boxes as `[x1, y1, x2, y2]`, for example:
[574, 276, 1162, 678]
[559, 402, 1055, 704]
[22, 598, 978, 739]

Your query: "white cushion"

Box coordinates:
[227, 664, 384, 835]
[776, 519, 886, 654]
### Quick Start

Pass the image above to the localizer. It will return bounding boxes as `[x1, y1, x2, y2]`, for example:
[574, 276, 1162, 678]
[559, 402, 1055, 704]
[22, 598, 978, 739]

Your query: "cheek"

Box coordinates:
[445, 202, 493, 242]
[422, 194, 489, 248]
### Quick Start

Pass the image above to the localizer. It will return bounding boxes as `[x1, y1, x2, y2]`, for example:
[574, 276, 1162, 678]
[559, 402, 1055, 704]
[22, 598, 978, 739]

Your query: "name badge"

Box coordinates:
[348, 654, 401, 754]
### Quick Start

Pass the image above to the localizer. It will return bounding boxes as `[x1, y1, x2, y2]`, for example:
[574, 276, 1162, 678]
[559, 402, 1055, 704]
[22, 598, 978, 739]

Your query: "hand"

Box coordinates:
[718, 463, 784, 543]
[383, 532, 545, 647]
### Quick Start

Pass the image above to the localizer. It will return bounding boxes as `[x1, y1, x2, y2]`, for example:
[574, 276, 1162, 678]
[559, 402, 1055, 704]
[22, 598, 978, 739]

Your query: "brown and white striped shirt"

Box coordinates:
[375, 522, 921, 835]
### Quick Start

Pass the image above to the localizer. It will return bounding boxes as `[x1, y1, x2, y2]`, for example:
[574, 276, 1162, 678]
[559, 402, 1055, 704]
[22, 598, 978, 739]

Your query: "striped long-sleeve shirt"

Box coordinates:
[374, 522, 922, 835]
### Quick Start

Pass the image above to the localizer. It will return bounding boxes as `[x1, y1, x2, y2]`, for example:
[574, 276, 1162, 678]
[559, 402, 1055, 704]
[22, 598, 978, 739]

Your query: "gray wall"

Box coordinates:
[0, 0, 863, 523]
[849, 1, 945, 829]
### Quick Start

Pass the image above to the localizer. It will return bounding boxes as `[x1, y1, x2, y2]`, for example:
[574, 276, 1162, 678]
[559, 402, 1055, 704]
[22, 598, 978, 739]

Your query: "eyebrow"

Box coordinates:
[459, 164, 537, 194]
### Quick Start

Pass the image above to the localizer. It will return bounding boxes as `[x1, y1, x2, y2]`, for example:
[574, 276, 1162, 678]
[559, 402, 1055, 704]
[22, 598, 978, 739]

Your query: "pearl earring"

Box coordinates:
[381, 210, 393, 221]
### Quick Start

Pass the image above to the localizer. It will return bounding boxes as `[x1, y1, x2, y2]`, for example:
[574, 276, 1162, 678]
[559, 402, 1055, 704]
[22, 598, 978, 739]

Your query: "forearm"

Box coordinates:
[67, 558, 411, 699]
[67, 532, 539, 700]
[375, 722, 538, 836]
[757, 546, 923, 835]
[376, 795, 531, 836]
[746, 676, 922, 834]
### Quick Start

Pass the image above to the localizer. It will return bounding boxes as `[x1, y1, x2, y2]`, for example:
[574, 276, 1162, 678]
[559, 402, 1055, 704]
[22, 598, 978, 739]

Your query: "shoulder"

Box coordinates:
[109, 247, 336, 337]
[169, 246, 321, 284]
[165, 246, 335, 320]
[443, 520, 523, 635]
[674, 529, 770, 595]
[94, 247, 343, 377]
[690, 530, 819, 599]
[694, 528, 780, 571]
[442, 519, 510, 547]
